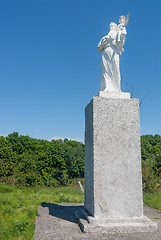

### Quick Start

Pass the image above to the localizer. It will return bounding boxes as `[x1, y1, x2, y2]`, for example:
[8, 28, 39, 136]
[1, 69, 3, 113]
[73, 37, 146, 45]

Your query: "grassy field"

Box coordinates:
[0, 183, 161, 240]
[143, 191, 161, 210]
[0, 182, 84, 240]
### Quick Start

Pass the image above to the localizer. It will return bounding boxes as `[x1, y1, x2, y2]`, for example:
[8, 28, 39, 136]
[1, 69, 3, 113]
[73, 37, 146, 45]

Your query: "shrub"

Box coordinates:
[142, 159, 161, 192]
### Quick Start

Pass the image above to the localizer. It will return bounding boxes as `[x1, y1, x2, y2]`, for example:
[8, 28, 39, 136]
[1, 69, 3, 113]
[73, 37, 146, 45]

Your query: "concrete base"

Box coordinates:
[83, 96, 158, 233]
[97, 91, 130, 99]
[75, 209, 158, 233]
[85, 97, 144, 218]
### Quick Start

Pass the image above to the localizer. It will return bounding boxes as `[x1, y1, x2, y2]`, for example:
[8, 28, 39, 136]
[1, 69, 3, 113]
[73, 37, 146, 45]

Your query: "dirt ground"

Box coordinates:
[34, 203, 161, 240]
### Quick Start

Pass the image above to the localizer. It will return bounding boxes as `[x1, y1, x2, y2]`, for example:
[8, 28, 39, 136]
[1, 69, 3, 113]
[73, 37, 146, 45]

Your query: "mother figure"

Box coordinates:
[97, 16, 128, 92]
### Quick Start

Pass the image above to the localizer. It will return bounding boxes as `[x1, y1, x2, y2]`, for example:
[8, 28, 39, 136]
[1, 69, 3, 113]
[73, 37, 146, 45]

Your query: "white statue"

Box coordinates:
[97, 14, 129, 92]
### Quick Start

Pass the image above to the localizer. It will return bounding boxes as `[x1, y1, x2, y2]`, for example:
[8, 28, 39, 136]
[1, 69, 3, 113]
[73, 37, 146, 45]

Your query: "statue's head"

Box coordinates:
[109, 22, 117, 31]
[119, 15, 125, 24]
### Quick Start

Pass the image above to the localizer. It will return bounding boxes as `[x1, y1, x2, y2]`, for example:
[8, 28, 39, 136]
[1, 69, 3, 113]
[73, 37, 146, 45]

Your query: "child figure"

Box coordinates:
[117, 13, 129, 42]
[117, 13, 129, 55]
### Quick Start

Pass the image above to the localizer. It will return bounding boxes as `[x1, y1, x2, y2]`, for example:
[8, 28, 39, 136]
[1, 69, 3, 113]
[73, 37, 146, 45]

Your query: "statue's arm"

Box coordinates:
[125, 13, 129, 26]
[97, 35, 110, 52]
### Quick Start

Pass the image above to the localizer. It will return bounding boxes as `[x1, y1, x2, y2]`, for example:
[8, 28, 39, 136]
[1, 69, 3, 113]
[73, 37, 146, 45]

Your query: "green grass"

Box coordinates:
[1, 182, 161, 240]
[0, 182, 84, 240]
[143, 191, 161, 211]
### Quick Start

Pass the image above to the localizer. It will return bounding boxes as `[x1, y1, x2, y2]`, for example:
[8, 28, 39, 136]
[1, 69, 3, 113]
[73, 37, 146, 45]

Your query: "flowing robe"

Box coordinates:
[97, 28, 126, 92]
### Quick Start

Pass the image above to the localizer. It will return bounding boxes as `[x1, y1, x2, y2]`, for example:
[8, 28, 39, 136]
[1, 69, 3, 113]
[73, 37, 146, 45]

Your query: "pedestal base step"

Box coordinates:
[75, 209, 158, 233]
[97, 91, 130, 99]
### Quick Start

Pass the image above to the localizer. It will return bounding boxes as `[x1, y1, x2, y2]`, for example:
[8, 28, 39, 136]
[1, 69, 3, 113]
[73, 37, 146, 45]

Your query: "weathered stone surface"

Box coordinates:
[85, 96, 143, 218]
[83, 96, 157, 232]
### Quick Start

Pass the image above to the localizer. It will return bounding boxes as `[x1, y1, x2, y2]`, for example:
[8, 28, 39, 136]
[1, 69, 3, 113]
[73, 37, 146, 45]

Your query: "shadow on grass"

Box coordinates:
[41, 203, 84, 223]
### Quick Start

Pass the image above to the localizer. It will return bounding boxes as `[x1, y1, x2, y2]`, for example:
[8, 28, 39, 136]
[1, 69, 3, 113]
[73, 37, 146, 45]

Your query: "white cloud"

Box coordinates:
[0, 133, 8, 137]
[47, 136, 84, 143]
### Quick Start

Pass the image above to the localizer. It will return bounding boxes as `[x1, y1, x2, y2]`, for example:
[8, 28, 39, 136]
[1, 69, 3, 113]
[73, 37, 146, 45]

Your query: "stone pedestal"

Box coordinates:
[76, 95, 157, 232]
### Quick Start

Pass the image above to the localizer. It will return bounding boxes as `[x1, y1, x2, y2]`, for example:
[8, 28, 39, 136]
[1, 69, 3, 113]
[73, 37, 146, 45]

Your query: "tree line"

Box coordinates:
[0, 132, 84, 187]
[0, 132, 160, 191]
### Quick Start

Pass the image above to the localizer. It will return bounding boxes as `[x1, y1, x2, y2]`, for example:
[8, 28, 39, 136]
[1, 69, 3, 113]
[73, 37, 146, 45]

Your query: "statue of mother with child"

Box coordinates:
[97, 14, 129, 93]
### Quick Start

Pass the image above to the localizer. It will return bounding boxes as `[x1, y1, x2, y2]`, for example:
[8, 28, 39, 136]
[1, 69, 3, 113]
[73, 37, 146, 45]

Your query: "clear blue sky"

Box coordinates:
[0, 0, 161, 141]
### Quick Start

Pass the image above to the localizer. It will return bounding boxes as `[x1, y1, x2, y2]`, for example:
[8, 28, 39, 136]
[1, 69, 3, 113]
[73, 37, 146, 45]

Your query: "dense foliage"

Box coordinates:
[0, 132, 84, 187]
[0, 133, 161, 191]
[141, 134, 161, 192]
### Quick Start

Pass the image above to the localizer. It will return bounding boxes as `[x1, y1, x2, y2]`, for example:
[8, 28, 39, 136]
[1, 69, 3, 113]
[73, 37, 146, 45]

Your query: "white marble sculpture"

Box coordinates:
[97, 14, 129, 92]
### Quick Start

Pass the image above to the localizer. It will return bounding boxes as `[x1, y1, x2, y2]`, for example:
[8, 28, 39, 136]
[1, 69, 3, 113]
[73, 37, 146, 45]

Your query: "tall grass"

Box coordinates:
[143, 191, 161, 211]
[0, 182, 84, 240]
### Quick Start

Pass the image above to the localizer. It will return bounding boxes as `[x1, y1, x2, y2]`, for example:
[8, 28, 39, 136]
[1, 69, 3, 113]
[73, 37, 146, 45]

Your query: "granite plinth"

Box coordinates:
[81, 96, 158, 233]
